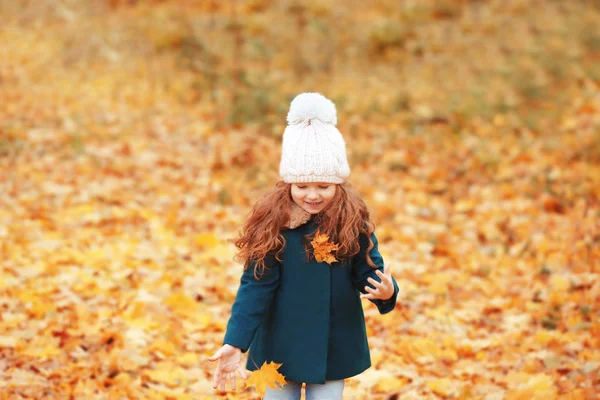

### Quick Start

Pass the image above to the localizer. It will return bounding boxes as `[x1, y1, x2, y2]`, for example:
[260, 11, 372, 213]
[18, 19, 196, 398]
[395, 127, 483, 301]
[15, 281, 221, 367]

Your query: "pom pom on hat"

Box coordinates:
[286, 92, 337, 126]
[279, 92, 350, 184]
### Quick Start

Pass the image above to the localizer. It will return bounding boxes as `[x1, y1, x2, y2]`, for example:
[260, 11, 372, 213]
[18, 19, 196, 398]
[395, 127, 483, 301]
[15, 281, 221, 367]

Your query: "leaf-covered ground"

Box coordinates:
[1, 1, 599, 399]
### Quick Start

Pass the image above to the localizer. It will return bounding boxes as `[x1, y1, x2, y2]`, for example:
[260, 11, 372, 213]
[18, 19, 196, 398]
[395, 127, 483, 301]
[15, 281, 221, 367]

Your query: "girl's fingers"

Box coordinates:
[367, 277, 381, 287]
[213, 369, 220, 389]
[363, 286, 393, 300]
[364, 285, 377, 294]
[219, 372, 226, 393]
[239, 366, 249, 380]
[207, 350, 221, 362]
[376, 269, 391, 281]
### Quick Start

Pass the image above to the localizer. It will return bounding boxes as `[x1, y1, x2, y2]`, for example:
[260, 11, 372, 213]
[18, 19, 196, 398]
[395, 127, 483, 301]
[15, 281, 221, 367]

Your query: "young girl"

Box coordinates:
[207, 92, 399, 399]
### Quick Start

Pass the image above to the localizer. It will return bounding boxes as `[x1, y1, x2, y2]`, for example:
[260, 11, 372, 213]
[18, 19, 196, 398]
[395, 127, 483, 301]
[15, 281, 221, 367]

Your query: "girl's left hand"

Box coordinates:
[360, 263, 395, 301]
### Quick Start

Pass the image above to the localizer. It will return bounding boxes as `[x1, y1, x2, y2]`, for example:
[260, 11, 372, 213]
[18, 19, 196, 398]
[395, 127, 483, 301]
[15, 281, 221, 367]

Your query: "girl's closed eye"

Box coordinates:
[291, 183, 337, 214]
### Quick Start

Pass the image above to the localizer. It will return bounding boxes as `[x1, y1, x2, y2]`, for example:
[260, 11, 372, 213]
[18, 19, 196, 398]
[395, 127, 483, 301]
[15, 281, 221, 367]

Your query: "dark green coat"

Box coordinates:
[223, 216, 399, 384]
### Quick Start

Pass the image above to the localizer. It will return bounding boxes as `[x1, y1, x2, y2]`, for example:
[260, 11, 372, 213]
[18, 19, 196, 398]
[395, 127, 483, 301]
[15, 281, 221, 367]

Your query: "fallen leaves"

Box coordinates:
[310, 229, 339, 265]
[505, 373, 558, 400]
[427, 378, 461, 398]
[245, 361, 287, 397]
[373, 376, 409, 393]
[144, 362, 189, 388]
[1, 1, 600, 399]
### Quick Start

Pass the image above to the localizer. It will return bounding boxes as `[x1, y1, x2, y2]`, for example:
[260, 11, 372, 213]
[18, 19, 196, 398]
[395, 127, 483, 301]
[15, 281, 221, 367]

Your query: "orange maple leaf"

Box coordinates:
[246, 361, 287, 397]
[310, 229, 339, 265]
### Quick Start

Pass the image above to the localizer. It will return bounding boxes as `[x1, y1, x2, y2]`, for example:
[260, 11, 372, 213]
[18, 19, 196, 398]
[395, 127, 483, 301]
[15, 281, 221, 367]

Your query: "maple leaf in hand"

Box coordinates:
[310, 229, 339, 265]
[246, 361, 287, 397]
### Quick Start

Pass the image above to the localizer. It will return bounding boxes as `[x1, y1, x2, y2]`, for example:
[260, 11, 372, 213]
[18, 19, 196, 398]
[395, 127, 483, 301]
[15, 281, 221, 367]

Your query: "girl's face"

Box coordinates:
[291, 182, 337, 214]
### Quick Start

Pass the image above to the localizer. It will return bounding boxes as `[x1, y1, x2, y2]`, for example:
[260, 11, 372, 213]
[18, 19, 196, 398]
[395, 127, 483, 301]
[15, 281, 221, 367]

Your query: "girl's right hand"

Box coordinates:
[207, 344, 249, 393]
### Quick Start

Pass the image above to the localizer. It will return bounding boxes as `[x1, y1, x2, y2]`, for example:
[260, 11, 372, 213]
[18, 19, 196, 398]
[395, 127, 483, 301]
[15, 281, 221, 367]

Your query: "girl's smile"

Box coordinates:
[291, 183, 337, 214]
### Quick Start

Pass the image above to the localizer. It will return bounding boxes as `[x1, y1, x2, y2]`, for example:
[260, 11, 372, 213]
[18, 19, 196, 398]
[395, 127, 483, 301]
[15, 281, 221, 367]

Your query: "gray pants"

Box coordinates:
[264, 379, 345, 400]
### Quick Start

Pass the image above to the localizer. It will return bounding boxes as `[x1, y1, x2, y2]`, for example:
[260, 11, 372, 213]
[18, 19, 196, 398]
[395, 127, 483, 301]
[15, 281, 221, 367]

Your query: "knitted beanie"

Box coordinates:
[279, 92, 350, 184]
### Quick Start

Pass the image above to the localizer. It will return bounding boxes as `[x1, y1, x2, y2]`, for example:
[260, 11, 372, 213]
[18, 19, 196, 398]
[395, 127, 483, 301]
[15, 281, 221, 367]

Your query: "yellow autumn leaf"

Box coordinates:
[310, 229, 339, 265]
[427, 378, 460, 397]
[21, 341, 62, 360]
[0, 336, 18, 348]
[200, 243, 235, 262]
[246, 361, 287, 397]
[107, 371, 135, 387]
[399, 338, 443, 365]
[148, 338, 177, 357]
[506, 373, 558, 400]
[374, 376, 409, 393]
[559, 389, 586, 400]
[550, 275, 571, 291]
[177, 352, 200, 367]
[455, 199, 476, 213]
[423, 272, 452, 295]
[195, 232, 221, 248]
[164, 292, 199, 318]
[144, 363, 188, 388]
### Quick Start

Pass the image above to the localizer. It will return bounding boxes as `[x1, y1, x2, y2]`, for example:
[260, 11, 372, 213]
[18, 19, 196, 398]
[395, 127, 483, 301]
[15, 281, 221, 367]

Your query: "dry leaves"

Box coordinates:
[245, 361, 287, 397]
[310, 229, 339, 265]
[0, 1, 599, 399]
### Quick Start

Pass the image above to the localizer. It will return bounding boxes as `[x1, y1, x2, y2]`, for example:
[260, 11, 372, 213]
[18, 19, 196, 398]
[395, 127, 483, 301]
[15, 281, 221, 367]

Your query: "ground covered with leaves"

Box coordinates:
[1, 0, 599, 399]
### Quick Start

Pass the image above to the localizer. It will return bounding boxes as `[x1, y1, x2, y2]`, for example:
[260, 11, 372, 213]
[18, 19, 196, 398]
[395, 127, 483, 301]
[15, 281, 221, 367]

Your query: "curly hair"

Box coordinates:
[234, 180, 377, 279]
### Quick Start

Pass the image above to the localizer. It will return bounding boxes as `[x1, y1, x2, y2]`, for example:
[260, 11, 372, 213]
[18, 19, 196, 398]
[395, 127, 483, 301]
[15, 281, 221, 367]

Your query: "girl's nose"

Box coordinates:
[307, 188, 319, 196]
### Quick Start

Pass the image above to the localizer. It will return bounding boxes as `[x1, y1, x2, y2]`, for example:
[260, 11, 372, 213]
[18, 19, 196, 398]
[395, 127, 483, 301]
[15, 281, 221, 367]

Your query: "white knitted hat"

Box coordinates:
[279, 92, 350, 184]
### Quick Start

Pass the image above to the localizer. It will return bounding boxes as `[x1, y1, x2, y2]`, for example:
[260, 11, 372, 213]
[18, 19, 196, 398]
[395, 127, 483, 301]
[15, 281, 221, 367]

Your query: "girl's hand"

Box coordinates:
[207, 344, 249, 393]
[360, 263, 395, 301]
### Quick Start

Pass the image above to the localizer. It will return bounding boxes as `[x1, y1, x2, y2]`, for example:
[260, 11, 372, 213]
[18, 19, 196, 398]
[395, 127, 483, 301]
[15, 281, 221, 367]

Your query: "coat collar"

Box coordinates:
[286, 202, 313, 229]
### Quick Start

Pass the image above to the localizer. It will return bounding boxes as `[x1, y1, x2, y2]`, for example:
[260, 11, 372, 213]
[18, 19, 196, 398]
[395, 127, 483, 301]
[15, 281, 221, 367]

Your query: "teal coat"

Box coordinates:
[222, 216, 399, 384]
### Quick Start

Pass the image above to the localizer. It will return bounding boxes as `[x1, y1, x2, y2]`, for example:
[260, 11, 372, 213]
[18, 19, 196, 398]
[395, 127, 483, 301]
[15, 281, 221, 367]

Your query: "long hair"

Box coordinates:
[234, 180, 377, 279]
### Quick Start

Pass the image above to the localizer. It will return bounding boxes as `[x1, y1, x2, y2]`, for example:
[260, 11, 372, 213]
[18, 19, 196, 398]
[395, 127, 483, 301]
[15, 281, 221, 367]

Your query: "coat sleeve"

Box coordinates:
[352, 232, 399, 315]
[223, 255, 280, 353]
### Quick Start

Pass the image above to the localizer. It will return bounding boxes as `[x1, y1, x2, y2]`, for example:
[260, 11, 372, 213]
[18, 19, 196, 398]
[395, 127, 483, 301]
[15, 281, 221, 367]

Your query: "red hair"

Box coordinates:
[234, 180, 377, 279]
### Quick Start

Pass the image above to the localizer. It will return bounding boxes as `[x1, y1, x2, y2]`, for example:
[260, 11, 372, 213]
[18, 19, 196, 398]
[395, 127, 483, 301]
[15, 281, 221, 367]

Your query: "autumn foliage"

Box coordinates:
[1, 0, 599, 399]
[311, 229, 339, 265]
[245, 361, 287, 397]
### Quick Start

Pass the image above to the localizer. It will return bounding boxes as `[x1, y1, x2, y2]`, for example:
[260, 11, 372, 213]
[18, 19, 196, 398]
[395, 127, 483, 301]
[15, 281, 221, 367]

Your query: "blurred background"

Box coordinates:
[1, 0, 599, 399]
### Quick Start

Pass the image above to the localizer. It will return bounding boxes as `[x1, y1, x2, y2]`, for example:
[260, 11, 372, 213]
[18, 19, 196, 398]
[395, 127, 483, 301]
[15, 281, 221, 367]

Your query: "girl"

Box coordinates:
[207, 92, 399, 400]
